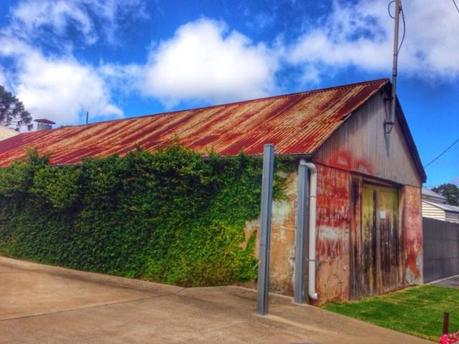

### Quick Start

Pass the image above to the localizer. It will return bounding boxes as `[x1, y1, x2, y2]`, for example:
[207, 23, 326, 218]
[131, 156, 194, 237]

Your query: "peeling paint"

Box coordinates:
[315, 164, 351, 303]
[248, 172, 298, 295]
[402, 185, 423, 284]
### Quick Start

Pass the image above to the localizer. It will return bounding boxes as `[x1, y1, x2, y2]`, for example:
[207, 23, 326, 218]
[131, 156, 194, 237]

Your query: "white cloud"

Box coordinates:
[141, 18, 279, 106]
[288, 0, 459, 82]
[7, 0, 148, 46]
[98, 63, 143, 96]
[0, 38, 122, 124]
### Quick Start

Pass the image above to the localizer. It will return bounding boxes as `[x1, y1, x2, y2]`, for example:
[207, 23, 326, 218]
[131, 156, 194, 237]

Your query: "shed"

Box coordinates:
[0, 79, 426, 303]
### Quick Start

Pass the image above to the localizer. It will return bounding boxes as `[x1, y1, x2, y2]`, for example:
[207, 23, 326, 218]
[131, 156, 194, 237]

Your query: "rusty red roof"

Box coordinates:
[0, 79, 389, 166]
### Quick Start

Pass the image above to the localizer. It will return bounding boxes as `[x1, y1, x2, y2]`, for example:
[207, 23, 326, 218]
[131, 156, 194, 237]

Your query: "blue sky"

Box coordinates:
[0, 0, 458, 186]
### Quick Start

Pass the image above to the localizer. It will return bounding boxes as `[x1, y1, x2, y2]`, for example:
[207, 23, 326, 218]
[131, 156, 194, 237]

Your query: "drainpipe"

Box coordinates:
[305, 162, 318, 301]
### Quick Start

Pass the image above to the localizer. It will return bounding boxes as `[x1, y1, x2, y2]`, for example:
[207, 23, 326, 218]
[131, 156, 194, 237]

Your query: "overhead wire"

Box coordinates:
[452, 0, 459, 15]
[424, 137, 459, 168]
[399, 4, 406, 53]
[386, 0, 457, 170]
[388, 0, 406, 53]
[423, 1, 459, 169]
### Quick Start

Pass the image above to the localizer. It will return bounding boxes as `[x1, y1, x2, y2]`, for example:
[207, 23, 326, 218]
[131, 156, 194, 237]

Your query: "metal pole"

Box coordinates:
[390, 0, 401, 125]
[294, 159, 309, 303]
[443, 312, 450, 335]
[86, 111, 89, 125]
[256, 144, 275, 315]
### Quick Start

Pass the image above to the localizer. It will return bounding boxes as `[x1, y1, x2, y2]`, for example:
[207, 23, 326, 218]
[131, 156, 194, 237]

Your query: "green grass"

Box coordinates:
[323, 285, 459, 341]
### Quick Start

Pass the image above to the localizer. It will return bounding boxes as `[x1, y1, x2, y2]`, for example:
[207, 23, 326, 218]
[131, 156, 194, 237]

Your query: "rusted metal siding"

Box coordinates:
[401, 185, 423, 284]
[0, 80, 388, 167]
[314, 90, 423, 187]
[315, 164, 351, 303]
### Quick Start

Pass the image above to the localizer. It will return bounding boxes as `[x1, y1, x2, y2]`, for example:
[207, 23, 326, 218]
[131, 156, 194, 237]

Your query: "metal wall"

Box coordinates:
[314, 90, 422, 187]
[423, 217, 459, 283]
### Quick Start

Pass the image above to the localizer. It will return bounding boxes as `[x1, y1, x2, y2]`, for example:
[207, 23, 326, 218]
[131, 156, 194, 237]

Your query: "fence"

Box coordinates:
[423, 217, 459, 283]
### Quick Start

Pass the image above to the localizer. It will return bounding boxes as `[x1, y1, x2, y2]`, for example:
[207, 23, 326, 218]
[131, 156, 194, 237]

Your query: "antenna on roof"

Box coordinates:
[86, 111, 89, 125]
[386, 0, 403, 135]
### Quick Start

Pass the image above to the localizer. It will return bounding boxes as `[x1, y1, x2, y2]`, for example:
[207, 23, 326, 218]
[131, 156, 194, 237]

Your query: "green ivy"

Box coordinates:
[0, 146, 288, 287]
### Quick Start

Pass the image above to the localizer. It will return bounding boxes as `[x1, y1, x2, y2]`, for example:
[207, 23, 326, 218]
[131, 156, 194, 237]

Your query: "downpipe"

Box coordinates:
[305, 162, 318, 301]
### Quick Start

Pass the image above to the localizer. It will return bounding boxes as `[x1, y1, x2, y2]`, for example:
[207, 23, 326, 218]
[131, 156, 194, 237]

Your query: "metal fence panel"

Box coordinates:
[423, 217, 459, 283]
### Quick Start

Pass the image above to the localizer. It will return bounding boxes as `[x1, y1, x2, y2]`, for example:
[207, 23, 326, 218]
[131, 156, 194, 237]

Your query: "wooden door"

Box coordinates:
[350, 182, 401, 298]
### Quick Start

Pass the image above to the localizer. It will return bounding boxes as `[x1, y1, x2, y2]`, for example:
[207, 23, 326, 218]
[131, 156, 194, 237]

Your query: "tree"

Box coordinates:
[432, 183, 459, 206]
[0, 85, 32, 129]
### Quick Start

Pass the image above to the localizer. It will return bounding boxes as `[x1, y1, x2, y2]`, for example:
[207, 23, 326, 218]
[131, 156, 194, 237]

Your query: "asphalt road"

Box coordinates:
[0, 257, 431, 344]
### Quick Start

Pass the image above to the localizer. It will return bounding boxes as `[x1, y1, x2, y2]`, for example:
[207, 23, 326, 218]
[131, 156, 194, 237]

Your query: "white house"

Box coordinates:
[0, 126, 18, 141]
[422, 188, 459, 223]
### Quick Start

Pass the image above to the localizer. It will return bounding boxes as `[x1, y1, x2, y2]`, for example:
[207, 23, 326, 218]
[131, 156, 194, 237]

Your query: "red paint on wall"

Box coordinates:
[402, 185, 423, 283]
[315, 164, 351, 303]
[325, 149, 375, 175]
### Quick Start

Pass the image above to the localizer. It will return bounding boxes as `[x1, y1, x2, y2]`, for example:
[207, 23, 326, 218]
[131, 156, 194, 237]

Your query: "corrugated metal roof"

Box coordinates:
[422, 188, 446, 201]
[0, 79, 389, 166]
[423, 200, 459, 214]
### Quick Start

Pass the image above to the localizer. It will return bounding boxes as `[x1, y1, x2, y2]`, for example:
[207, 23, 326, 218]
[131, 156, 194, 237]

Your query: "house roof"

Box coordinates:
[423, 200, 459, 214]
[0, 126, 18, 141]
[34, 118, 56, 125]
[422, 188, 447, 202]
[0, 79, 422, 173]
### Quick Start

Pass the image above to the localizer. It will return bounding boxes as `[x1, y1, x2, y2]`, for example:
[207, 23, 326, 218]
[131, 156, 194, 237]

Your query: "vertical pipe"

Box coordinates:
[305, 162, 318, 301]
[294, 159, 309, 303]
[256, 144, 275, 315]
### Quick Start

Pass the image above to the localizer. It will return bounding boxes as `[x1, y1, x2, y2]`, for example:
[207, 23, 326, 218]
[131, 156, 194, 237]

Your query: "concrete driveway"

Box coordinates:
[0, 257, 431, 344]
[431, 275, 459, 289]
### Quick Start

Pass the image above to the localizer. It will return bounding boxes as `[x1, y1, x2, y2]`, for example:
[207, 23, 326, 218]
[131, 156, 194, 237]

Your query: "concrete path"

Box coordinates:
[431, 274, 459, 289]
[0, 257, 431, 344]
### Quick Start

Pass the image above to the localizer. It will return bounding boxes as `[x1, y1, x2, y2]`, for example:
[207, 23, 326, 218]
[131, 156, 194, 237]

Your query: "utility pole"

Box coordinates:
[388, 0, 402, 133]
[86, 111, 89, 125]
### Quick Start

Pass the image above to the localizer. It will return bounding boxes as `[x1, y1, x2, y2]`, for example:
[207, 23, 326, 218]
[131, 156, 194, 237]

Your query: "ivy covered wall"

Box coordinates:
[0, 146, 286, 287]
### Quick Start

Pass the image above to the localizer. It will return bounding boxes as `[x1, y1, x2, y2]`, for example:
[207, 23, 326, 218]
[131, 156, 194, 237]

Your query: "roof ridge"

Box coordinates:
[0, 78, 393, 166]
[44, 78, 390, 131]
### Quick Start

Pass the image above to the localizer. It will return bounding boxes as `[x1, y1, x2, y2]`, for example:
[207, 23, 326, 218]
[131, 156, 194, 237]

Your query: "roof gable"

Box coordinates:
[313, 87, 426, 185]
[0, 79, 388, 166]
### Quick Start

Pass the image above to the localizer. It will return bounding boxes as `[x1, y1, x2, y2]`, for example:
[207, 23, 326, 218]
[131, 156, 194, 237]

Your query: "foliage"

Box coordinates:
[324, 285, 459, 341]
[0, 146, 287, 286]
[440, 332, 459, 344]
[433, 184, 459, 206]
[0, 85, 32, 128]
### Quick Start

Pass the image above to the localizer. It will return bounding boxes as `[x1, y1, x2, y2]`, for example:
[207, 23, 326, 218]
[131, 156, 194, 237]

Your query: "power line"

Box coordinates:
[399, 5, 406, 53]
[452, 0, 459, 15]
[424, 137, 459, 168]
[388, 1, 406, 53]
